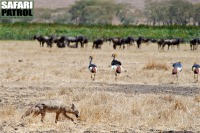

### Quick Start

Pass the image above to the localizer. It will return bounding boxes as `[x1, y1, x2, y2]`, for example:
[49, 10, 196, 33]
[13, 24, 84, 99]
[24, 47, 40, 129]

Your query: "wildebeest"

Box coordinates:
[150, 39, 157, 43]
[55, 37, 65, 48]
[59, 35, 88, 48]
[190, 38, 200, 50]
[162, 38, 184, 50]
[93, 38, 104, 49]
[121, 37, 135, 48]
[142, 37, 150, 45]
[33, 35, 53, 48]
[136, 37, 144, 49]
[157, 39, 164, 50]
[109, 37, 124, 49]
[74, 35, 88, 48]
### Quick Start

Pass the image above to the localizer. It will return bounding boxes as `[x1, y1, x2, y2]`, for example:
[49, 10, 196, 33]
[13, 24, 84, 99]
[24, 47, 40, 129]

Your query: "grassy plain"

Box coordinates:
[0, 41, 200, 132]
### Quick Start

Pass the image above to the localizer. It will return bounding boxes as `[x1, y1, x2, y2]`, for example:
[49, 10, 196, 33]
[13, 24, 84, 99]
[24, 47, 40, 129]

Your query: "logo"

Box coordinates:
[0, 0, 34, 18]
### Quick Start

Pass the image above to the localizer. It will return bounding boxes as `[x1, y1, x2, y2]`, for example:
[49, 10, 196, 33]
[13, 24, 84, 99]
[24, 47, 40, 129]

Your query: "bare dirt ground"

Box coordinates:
[0, 41, 200, 133]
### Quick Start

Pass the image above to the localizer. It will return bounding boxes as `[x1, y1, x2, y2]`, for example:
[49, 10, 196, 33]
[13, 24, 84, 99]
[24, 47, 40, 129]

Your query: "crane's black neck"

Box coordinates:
[89, 58, 92, 65]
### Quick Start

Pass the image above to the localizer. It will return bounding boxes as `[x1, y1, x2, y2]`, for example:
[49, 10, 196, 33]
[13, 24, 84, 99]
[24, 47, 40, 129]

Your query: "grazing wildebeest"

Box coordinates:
[109, 37, 124, 49]
[93, 38, 104, 49]
[59, 36, 87, 48]
[190, 38, 200, 50]
[59, 36, 78, 48]
[142, 37, 150, 45]
[76, 36, 88, 48]
[121, 37, 135, 48]
[33, 35, 53, 48]
[50, 36, 65, 48]
[150, 39, 157, 43]
[162, 39, 173, 50]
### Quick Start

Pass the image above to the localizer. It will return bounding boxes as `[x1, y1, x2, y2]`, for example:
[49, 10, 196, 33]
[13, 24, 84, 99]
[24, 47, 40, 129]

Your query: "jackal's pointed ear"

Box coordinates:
[71, 104, 75, 110]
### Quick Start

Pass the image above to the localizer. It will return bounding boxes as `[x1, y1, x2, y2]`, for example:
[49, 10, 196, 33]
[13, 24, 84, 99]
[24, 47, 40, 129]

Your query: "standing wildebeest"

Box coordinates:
[190, 38, 200, 50]
[33, 35, 53, 48]
[59, 36, 87, 48]
[121, 37, 135, 48]
[33, 35, 43, 47]
[162, 38, 183, 50]
[82, 37, 88, 48]
[136, 37, 144, 49]
[77, 36, 88, 48]
[157, 39, 164, 50]
[109, 37, 124, 49]
[93, 38, 104, 49]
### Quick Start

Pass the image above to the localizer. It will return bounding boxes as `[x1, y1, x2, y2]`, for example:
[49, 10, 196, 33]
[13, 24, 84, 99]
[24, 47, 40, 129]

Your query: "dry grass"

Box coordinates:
[2, 89, 199, 132]
[143, 60, 169, 71]
[0, 41, 200, 132]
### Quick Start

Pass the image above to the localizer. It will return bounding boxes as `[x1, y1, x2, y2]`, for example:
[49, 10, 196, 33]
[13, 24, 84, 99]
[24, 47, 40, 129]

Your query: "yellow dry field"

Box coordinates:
[0, 41, 200, 133]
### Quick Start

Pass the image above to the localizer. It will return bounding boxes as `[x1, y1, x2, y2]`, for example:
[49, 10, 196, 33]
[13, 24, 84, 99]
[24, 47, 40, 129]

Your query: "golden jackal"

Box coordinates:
[21, 99, 79, 124]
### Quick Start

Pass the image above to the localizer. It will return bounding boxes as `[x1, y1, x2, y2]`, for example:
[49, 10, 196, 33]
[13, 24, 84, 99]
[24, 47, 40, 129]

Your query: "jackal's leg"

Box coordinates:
[55, 112, 61, 123]
[62, 112, 75, 123]
[41, 112, 46, 123]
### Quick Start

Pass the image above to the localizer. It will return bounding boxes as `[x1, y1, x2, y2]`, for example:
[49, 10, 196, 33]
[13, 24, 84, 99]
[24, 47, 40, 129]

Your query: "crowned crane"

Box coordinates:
[192, 63, 200, 82]
[111, 54, 122, 80]
[88, 56, 97, 81]
[172, 62, 182, 82]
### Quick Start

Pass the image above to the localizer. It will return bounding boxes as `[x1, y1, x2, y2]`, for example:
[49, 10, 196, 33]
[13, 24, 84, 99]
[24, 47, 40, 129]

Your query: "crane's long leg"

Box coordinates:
[115, 72, 117, 80]
[93, 73, 95, 81]
[176, 74, 179, 84]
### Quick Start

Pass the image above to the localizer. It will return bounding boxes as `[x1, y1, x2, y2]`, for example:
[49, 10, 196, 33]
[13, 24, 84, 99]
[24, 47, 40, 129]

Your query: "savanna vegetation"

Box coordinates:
[1, 0, 199, 26]
[0, 41, 199, 132]
[0, 23, 200, 41]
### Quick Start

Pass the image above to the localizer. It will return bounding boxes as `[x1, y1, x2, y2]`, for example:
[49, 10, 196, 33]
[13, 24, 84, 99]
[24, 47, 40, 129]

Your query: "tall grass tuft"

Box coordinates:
[143, 60, 169, 71]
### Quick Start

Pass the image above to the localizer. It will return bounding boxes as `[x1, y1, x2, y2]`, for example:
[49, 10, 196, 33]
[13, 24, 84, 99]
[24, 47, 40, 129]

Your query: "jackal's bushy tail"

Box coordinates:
[21, 105, 41, 119]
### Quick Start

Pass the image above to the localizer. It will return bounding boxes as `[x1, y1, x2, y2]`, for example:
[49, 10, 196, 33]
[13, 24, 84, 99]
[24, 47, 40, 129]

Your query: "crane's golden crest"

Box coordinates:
[89, 56, 93, 59]
[112, 53, 117, 57]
